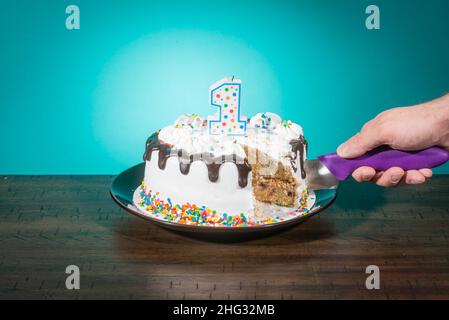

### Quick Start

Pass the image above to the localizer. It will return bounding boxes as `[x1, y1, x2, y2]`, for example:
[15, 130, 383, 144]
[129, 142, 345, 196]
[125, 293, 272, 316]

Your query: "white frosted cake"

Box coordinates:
[135, 112, 312, 227]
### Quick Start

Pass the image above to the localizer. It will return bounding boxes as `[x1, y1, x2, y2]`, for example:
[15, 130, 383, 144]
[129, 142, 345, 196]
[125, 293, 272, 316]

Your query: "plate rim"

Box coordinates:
[110, 163, 337, 233]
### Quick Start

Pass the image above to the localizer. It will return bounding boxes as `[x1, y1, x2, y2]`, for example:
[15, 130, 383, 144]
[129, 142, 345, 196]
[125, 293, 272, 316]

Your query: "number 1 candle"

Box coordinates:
[208, 77, 247, 135]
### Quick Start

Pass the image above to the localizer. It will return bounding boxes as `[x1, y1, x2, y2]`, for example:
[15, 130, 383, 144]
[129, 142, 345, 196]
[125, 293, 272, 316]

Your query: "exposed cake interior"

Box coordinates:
[244, 145, 299, 207]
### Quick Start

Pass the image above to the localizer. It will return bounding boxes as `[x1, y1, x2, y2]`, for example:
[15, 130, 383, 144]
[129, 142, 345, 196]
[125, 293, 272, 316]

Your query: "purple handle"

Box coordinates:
[318, 146, 449, 181]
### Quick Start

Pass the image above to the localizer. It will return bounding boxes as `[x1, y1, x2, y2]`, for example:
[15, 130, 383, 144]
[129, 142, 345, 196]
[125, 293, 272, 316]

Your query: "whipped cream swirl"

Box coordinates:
[158, 113, 303, 160]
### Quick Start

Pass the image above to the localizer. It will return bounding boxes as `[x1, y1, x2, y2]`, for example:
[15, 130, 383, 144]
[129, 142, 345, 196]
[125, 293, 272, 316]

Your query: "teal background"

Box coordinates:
[1, 0, 449, 174]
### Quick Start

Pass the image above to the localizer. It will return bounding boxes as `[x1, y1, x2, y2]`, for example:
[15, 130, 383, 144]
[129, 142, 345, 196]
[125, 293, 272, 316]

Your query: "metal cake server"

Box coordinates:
[306, 146, 449, 190]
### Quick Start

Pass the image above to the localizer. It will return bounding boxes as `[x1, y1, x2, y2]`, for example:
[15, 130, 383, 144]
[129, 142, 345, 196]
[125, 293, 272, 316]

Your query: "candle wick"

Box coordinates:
[232, 76, 234, 81]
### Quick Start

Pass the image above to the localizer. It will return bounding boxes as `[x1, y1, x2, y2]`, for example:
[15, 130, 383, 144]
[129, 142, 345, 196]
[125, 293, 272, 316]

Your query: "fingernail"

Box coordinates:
[391, 175, 401, 183]
[362, 174, 371, 181]
[337, 144, 348, 157]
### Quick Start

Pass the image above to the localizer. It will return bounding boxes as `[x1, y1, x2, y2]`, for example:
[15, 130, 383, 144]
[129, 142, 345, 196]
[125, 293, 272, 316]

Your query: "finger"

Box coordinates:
[372, 167, 405, 187]
[404, 170, 426, 184]
[352, 166, 376, 182]
[337, 129, 385, 159]
[418, 168, 433, 178]
[371, 171, 385, 184]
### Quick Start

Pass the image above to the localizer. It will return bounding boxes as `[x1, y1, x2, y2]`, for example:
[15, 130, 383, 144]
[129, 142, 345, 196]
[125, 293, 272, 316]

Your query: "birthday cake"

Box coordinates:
[134, 78, 313, 227]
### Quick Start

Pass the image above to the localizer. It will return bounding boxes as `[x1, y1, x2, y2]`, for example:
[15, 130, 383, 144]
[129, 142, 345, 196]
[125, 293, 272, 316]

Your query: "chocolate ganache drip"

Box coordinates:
[289, 135, 308, 179]
[143, 131, 252, 188]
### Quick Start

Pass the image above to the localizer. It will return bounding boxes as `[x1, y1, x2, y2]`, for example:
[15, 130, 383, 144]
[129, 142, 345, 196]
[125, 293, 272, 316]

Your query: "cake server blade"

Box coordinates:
[305, 159, 339, 190]
[308, 146, 449, 190]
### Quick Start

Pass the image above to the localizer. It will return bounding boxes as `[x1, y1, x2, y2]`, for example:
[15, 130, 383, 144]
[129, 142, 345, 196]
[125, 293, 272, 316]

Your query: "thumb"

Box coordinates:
[337, 130, 384, 158]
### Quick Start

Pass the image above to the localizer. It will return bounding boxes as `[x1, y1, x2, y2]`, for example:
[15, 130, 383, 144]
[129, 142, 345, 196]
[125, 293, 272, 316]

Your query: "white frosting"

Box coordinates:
[273, 120, 303, 140]
[158, 113, 304, 162]
[144, 112, 307, 217]
[174, 114, 204, 131]
[143, 155, 309, 217]
[144, 155, 253, 214]
[143, 154, 307, 217]
[249, 112, 282, 130]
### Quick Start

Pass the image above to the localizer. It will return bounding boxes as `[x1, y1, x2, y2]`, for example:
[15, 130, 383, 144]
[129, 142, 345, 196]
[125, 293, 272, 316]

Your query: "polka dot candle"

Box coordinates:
[208, 77, 247, 135]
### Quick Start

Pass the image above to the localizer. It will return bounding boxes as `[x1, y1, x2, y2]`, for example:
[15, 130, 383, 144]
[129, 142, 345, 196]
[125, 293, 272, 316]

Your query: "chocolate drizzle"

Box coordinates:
[143, 131, 307, 187]
[144, 132, 252, 188]
[289, 135, 308, 179]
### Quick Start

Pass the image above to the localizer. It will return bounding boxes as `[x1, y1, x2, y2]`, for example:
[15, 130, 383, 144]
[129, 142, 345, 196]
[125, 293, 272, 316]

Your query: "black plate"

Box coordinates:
[110, 163, 337, 241]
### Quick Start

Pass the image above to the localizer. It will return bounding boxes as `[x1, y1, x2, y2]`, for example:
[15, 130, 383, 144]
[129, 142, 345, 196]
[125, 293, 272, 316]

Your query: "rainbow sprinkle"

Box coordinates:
[135, 183, 311, 227]
[281, 120, 293, 128]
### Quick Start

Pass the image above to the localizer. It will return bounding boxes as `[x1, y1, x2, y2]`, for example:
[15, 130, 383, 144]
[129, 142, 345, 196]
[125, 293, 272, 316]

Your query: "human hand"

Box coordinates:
[337, 94, 449, 187]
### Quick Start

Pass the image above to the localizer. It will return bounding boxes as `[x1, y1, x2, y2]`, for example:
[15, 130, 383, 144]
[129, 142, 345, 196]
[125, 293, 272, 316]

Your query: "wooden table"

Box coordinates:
[1, 175, 449, 300]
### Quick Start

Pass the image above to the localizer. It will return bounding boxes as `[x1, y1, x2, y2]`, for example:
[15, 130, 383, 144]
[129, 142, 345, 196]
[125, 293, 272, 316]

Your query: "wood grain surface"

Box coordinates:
[1, 175, 449, 300]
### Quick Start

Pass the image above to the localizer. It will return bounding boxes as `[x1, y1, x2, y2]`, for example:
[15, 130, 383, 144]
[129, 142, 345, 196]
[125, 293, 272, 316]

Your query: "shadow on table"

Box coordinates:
[112, 212, 336, 244]
[110, 215, 339, 270]
[330, 180, 387, 231]
[335, 180, 387, 211]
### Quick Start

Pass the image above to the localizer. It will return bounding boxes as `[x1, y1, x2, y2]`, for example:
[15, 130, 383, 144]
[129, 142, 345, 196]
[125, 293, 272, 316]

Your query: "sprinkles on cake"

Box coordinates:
[136, 183, 311, 227]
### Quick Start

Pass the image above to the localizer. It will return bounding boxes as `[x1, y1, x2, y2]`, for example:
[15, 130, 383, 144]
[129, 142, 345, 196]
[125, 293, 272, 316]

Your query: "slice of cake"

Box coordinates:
[136, 112, 310, 226]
